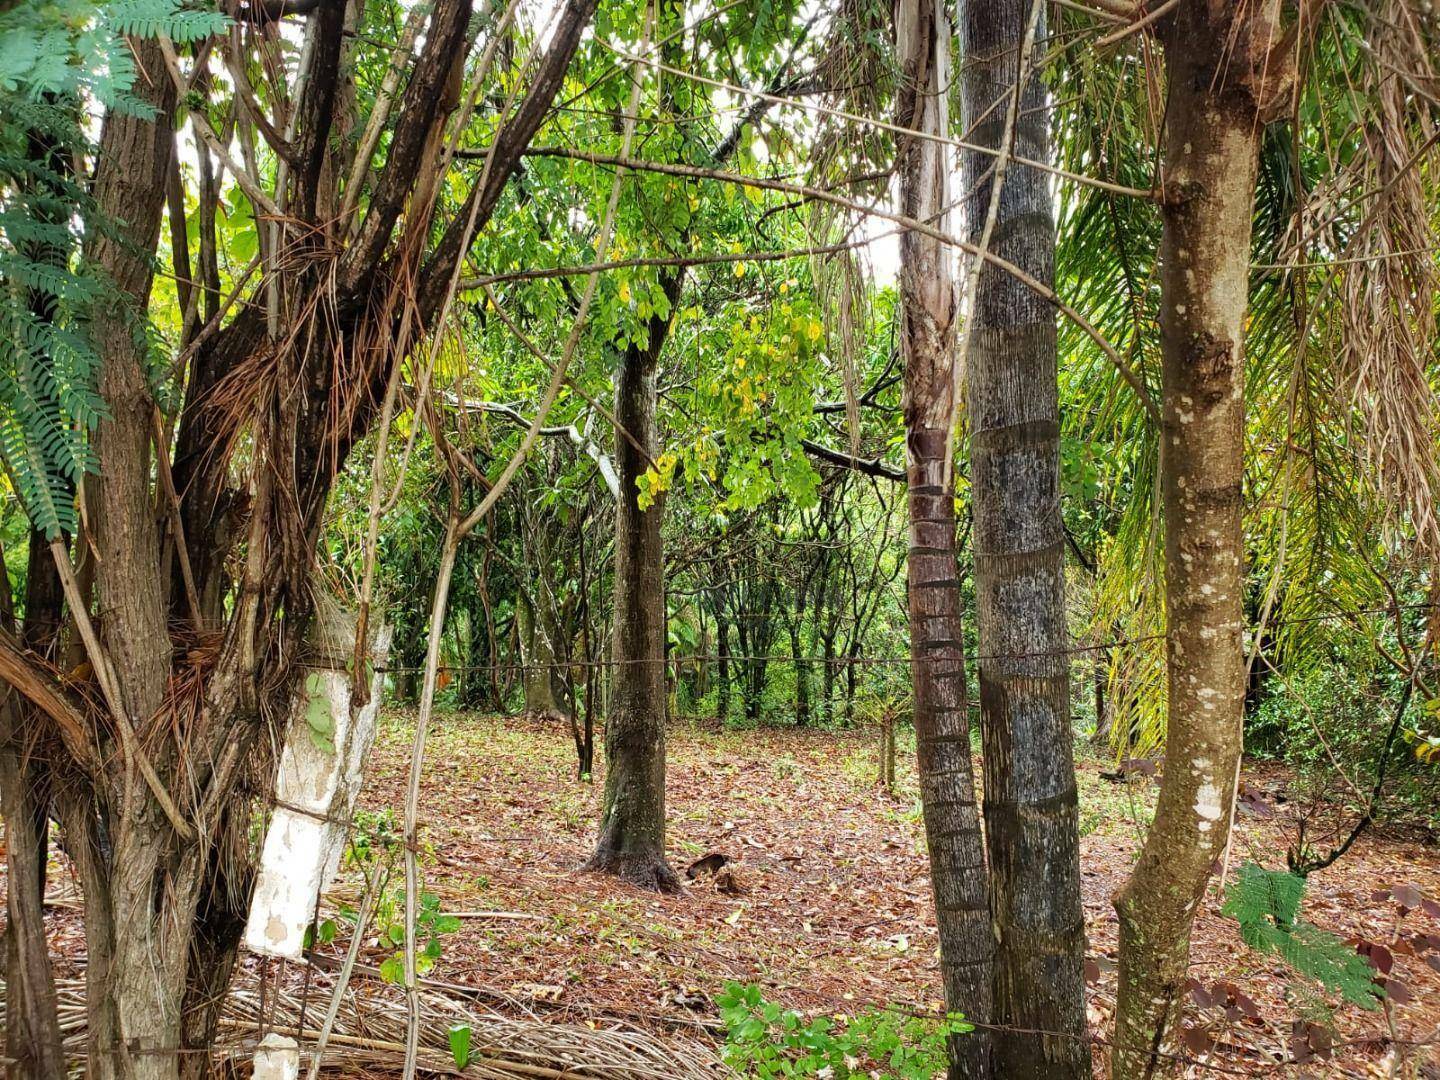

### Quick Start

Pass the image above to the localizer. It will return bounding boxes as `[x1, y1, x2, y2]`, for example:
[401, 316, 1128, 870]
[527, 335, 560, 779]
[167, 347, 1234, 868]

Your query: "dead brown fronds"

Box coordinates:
[1, 968, 726, 1079]
[1322, 0, 1440, 554]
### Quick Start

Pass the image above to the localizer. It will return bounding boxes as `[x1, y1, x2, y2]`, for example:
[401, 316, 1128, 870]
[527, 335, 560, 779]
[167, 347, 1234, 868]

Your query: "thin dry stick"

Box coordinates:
[593, 38, 1156, 200]
[46, 540, 193, 839]
[1094, 0, 1181, 47]
[456, 229, 896, 289]
[397, 18, 651, 1080]
[156, 37, 282, 218]
[339, 2, 429, 235]
[303, 855, 383, 1080]
[266, 8, 320, 338]
[401, 511, 460, 1080]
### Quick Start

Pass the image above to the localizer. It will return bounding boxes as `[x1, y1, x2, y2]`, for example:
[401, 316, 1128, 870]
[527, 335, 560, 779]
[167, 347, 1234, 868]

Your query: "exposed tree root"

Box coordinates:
[581, 848, 682, 894]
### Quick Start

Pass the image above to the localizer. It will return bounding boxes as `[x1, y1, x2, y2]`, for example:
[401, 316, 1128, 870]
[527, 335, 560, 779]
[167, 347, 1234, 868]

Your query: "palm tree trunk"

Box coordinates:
[1111, 4, 1283, 1076]
[958, 2, 1088, 1074]
[895, 0, 990, 1073]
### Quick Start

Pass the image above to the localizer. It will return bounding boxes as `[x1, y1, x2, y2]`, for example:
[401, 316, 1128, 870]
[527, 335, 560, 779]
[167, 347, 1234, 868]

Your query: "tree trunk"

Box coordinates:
[1111, 5, 1282, 1076]
[790, 622, 810, 726]
[518, 590, 567, 720]
[584, 339, 679, 890]
[716, 614, 731, 723]
[958, 2, 1089, 1075]
[77, 38, 207, 1080]
[821, 629, 837, 716]
[791, 574, 811, 725]
[894, 0, 991, 1073]
[2, 111, 74, 1072]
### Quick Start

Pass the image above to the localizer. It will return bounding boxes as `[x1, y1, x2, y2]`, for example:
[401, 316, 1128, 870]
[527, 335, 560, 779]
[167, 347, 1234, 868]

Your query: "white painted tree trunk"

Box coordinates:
[244, 608, 390, 960]
[252, 1035, 300, 1080]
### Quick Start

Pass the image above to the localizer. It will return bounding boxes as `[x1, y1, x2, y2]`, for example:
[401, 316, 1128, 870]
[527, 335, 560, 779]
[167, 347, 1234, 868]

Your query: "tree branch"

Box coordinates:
[417, 0, 601, 318]
[0, 628, 96, 772]
[801, 439, 904, 481]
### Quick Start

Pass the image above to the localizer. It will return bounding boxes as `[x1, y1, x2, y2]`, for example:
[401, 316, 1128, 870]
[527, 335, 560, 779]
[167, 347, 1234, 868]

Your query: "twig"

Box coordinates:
[398, 19, 651, 1080]
[523, 146, 1161, 423]
[1095, 0, 1181, 48]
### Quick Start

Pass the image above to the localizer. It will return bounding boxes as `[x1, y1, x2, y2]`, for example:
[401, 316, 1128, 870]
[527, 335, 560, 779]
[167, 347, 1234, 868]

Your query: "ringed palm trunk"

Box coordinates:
[958, 1, 1088, 1075]
[1111, 4, 1284, 1076]
[894, 0, 991, 1073]
[584, 337, 680, 891]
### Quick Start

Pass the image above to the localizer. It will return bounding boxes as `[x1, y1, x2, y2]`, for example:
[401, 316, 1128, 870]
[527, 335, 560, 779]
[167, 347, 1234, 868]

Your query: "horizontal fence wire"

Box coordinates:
[313, 599, 1439, 675]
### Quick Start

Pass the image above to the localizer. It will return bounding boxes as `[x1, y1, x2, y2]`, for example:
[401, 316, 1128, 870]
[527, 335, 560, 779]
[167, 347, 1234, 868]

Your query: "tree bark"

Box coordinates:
[583, 18, 778, 880]
[894, 0, 991, 1074]
[1111, 5, 1283, 1076]
[958, 2, 1089, 1075]
[790, 614, 810, 726]
[584, 335, 680, 891]
[77, 38, 205, 1080]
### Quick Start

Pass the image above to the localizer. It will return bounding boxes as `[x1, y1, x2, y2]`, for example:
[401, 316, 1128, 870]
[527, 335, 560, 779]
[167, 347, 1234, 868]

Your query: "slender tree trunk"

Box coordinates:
[791, 573, 811, 725]
[79, 38, 205, 1080]
[2, 546, 63, 1080]
[1092, 658, 1109, 745]
[821, 627, 838, 718]
[518, 591, 566, 720]
[895, 0, 991, 1073]
[1111, 5, 1283, 1076]
[843, 640, 859, 720]
[1, 112, 74, 1077]
[585, 338, 679, 890]
[958, 2, 1089, 1074]
[716, 614, 731, 722]
[790, 620, 810, 725]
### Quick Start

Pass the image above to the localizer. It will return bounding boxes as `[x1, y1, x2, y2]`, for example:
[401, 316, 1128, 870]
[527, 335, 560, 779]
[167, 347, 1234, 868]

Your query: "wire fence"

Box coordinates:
[310, 598, 1438, 676]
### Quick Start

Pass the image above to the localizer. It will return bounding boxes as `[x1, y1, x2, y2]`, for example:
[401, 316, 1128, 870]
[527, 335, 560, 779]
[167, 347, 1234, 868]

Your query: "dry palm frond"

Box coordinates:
[3, 966, 726, 1079]
[1323, 0, 1440, 554]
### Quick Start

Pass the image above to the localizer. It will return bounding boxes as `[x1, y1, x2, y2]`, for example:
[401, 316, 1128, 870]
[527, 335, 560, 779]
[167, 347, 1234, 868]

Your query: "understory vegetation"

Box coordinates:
[1, 0, 1439, 1078]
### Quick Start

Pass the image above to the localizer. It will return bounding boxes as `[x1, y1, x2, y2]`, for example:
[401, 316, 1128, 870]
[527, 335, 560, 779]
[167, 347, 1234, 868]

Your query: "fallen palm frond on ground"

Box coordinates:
[0, 966, 726, 1078]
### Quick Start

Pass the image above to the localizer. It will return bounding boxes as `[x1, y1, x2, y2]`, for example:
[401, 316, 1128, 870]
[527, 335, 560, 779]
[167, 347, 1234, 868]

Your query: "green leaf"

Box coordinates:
[448, 1024, 473, 1069]
[378, 954, 405, 984]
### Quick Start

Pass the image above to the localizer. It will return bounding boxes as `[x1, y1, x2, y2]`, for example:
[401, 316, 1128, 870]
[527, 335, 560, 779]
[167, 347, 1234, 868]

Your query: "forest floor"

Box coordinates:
[15, 709, 1440, 1078]
[345, 710, 1440, 1078]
